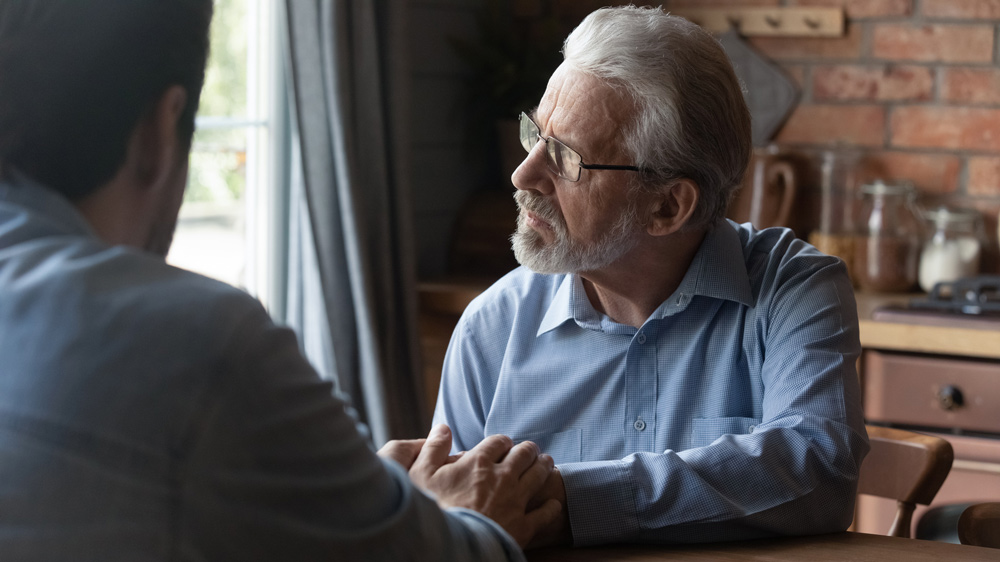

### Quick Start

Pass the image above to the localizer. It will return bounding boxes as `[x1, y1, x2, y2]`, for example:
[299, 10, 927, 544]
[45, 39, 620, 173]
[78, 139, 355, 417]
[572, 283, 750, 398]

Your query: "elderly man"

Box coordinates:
[0, 1, 558, 559]
[433, 6, 869, 547]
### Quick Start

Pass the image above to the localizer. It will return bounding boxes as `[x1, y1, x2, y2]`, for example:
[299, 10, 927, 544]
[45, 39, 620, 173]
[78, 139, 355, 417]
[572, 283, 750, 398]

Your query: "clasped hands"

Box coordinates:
[377, 424, 568, 548]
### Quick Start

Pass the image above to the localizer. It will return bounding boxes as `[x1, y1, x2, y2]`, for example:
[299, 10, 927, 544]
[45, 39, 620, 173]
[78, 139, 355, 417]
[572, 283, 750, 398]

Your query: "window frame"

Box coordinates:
[173, 0, 290, 316]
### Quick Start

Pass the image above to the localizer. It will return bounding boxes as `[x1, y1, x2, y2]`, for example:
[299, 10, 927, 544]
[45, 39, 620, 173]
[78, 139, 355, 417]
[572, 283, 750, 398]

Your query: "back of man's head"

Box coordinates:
[564, 6, 752, 230]
[0, 0, 213, 201]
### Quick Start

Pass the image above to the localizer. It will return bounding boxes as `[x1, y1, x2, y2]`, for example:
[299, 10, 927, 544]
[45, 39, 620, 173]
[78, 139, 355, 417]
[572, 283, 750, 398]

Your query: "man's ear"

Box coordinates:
[646, 178, 699, 236]
[125, 85, 188, 192]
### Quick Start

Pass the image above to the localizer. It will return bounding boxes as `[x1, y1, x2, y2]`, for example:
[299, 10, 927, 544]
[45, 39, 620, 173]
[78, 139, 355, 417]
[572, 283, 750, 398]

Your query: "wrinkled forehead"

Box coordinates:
[535, 63, 635, 154]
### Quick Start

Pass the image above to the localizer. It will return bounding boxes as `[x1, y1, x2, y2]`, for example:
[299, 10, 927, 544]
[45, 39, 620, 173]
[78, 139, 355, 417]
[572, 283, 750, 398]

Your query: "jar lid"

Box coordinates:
[921, 205, 980, 226]
[859, 179, 915, 195]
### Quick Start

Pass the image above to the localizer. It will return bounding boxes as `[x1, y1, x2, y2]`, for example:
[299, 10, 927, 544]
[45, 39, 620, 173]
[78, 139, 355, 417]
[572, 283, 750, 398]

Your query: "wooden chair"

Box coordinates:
[958, 503, 1000, 548]
[857, 425, 954, 538]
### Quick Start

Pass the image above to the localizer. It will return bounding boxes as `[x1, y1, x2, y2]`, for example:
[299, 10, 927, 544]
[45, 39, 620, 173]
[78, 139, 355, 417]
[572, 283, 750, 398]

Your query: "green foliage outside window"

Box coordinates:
[185, 0, 249, 204]
[200, 0, 248, 117]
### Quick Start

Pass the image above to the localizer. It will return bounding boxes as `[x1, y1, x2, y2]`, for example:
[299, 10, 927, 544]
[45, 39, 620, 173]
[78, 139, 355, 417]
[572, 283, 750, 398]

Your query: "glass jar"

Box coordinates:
[853, 180, 922, 292]
[808, 148, 858, 278]
[918, 207, 983, 293]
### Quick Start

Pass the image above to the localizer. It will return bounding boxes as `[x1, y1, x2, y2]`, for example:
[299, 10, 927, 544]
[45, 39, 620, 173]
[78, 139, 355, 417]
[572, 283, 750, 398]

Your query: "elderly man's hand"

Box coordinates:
[407, 424, 563, 548]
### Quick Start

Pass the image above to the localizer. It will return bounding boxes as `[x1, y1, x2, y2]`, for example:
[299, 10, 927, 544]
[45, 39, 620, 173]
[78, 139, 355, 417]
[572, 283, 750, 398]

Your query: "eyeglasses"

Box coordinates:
[518, 111, 644, 182]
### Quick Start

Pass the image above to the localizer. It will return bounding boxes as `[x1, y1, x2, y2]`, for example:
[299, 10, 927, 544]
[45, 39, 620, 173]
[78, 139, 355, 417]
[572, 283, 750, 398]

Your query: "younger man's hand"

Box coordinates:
[376, 438, 425, 470]
[408, 424, 563, 547]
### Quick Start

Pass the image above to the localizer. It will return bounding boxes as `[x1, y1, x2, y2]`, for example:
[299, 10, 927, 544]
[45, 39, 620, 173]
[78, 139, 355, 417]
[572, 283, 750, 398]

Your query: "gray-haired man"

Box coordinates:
[434, 5, 869, 547]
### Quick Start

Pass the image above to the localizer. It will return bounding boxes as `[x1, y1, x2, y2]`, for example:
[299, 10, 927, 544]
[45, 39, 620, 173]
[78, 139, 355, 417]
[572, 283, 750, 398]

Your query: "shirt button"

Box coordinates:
[748, 425, 756, 432]
[634, 418, 646, 431]
[637, 333, 646, 344]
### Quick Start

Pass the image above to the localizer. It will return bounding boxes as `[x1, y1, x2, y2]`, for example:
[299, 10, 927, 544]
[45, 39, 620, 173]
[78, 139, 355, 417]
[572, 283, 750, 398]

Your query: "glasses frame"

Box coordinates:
[519, 111, 644, 182]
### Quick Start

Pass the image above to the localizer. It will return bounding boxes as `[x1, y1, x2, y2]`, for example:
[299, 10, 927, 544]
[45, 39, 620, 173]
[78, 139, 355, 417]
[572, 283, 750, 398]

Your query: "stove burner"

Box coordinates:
[909, 275, 1000, 315]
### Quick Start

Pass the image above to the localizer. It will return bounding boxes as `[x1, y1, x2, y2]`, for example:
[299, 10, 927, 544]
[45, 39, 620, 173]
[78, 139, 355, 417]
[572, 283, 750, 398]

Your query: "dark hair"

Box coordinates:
[0, 0, 213, 200]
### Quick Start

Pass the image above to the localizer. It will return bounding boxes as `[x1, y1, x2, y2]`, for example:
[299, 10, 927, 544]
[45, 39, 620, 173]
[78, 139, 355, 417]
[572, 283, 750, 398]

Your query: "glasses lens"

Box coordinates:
[548, 138, 582, 181]
[519, 113, 538, 153]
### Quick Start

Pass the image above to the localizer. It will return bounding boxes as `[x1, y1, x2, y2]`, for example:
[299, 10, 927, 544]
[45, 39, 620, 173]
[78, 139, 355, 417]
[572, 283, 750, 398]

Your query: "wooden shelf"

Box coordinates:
[670, 7, 844, 37]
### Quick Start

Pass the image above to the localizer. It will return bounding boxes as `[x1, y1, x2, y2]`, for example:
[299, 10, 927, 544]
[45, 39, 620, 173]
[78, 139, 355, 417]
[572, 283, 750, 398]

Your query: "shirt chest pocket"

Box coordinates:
[690, 416, 760, 449]
[513, 428, 582, 465]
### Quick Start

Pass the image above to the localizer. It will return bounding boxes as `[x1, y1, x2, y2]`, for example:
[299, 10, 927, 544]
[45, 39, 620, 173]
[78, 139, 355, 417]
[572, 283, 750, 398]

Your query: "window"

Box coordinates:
[167, 0, 284, 310]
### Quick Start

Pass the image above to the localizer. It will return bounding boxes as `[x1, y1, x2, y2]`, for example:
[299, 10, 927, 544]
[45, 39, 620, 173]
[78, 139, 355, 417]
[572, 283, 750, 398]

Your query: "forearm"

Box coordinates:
[559, 419, 866, 546]
[377, 462, 528, 561]
[183, 315, 525, 561]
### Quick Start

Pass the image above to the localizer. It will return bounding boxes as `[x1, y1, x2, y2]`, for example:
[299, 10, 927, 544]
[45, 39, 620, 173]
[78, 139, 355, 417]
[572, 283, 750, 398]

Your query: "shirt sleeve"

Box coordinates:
[559, 256, 869, 545]
[178, 304, 525, 561]
[433, 318, 497, 453]
[436, 255, 869, 546]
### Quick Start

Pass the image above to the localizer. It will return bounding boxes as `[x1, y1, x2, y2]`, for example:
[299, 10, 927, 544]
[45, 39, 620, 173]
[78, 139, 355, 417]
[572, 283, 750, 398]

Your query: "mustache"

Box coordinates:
[514, 190, 559, 225]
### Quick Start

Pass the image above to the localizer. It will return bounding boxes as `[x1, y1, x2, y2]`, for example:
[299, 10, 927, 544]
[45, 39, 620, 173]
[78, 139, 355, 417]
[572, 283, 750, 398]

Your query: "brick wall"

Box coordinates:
[544, 0, 1000, 270]
[692, 0, 1000, 268]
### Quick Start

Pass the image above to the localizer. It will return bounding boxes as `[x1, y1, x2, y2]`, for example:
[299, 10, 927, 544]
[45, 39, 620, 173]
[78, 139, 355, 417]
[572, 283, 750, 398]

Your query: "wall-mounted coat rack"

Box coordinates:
[669, 7, 844, 37]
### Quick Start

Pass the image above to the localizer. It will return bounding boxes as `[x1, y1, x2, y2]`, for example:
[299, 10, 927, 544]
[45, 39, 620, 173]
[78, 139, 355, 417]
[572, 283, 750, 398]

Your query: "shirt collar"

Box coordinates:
[0, 169, 96, 239]
[537, 274, 588, 335]
[653, 219, 754, 319]
[536, 220, 754, 336]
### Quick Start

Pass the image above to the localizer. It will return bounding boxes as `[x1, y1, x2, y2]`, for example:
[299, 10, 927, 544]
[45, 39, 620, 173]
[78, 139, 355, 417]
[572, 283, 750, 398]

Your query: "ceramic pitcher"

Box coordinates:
[728, 145, 797, 230]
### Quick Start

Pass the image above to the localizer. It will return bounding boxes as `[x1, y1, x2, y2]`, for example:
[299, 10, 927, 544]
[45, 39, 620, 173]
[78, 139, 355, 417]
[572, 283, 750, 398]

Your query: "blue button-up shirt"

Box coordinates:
[433, 220, 869, 546]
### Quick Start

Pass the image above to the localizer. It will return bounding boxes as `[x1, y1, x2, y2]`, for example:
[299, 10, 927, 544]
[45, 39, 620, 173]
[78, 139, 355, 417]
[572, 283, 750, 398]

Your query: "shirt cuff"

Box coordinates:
[446, 508, 526, 562]
[558, 459, 639, 546]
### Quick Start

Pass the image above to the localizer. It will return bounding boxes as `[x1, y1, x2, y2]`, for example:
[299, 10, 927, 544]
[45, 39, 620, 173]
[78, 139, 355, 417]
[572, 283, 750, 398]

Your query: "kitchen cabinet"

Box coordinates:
[853, 292, 1000, 538]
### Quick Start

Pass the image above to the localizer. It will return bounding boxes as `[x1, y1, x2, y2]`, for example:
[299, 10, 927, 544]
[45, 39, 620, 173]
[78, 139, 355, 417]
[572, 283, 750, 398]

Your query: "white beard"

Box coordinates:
[511, 189, 642, 274]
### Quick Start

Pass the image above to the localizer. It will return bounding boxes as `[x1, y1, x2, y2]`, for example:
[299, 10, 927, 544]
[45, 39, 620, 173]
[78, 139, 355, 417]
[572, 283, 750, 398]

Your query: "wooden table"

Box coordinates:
[527, 531, 998, 561]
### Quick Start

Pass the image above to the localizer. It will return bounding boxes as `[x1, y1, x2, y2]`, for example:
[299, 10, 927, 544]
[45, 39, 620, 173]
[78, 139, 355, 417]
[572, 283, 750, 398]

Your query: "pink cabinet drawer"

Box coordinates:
[862, 351, 1000, 433]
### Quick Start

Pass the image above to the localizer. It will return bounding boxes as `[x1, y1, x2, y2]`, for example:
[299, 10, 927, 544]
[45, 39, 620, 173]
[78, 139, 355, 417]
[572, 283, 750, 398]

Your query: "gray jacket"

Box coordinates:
[0, 174, 520, 561]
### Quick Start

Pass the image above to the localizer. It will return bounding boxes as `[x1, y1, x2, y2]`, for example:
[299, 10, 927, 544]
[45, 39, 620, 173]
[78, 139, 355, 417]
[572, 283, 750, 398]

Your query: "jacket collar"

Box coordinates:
[0, 169, 97, 240]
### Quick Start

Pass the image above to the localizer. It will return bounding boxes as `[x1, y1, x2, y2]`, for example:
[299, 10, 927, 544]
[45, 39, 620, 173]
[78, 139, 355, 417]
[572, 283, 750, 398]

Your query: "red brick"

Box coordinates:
[856, 152, 960, 194]
[942, 68, 1000, 105]
[923, 0, 1000, 19]
[892, 107, 1000, 151]
[787, 0, 913, 18]
[873, 24, 994, 63]
[750, 22, 863, 61]
[813, 65, 932, 102]
[664, 0, 780, 7]
[775, 105, 885, 146]
[969, 157, 1000, 196]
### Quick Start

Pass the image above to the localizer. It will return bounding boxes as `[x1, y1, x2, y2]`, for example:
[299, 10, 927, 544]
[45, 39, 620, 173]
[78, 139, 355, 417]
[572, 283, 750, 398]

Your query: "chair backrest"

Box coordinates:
[857, 425, 954, 538]
[958, 503, 1000, 549]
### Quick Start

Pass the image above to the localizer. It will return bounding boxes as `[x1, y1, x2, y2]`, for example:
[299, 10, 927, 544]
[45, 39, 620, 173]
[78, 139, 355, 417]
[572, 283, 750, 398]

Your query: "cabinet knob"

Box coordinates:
[937, 385, 964, 411]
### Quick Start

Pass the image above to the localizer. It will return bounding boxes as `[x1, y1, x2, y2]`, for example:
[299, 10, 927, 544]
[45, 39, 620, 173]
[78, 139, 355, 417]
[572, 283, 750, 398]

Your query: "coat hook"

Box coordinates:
[765, 15, 782, 28]
[803, 16, 821, 29]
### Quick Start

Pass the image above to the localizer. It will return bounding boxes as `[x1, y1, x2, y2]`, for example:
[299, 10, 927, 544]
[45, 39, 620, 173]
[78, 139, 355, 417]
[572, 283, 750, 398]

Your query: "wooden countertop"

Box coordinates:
[855, 292, 1000, 360]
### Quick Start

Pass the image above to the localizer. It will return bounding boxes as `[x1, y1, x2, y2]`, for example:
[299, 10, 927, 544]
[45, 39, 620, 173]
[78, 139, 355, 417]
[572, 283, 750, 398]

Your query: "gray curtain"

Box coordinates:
[282, 0, 424, 444]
